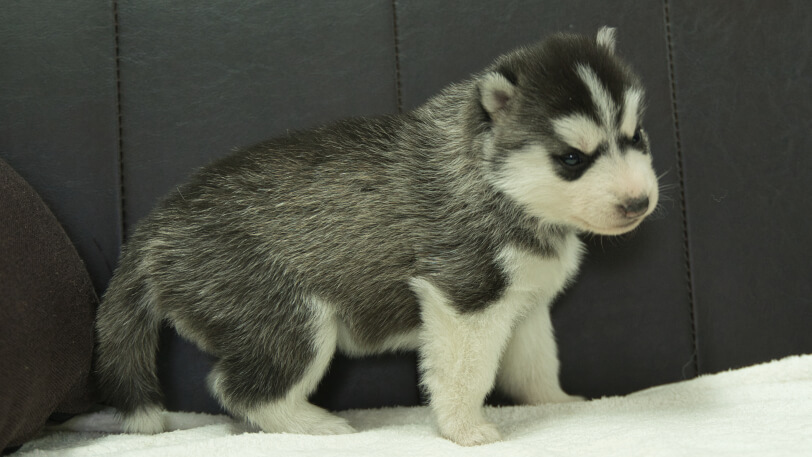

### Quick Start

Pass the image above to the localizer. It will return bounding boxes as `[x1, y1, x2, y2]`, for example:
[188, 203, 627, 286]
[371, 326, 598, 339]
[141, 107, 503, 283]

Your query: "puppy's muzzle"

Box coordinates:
[619, 196, 650, 219]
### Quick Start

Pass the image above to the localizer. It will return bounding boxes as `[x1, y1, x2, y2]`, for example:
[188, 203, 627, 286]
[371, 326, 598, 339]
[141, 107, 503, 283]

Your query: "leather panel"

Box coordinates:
[669, 0, 812, 373]
[117, 0, 399, 228]
[0, 0, 121, 292]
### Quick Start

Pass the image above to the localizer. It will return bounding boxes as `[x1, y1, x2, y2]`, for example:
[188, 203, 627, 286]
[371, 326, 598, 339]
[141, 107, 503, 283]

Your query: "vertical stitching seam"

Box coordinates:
[113, 0, 127, 244]
[391, 0, 403, 113]
[391, 0, 418, 405]
[663, 0, 700, 377]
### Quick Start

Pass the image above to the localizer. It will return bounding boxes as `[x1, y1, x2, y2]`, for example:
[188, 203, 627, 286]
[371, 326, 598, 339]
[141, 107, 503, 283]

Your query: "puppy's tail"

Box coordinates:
[94, 260, 165, 434]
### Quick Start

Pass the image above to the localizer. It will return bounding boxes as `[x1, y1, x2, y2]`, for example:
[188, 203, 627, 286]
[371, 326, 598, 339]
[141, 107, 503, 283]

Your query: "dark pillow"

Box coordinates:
[0, 158, 97, 451]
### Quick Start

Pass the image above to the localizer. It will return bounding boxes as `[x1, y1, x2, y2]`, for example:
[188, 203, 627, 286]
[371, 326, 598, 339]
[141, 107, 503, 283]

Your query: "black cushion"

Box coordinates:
[0, 158, 97, 450]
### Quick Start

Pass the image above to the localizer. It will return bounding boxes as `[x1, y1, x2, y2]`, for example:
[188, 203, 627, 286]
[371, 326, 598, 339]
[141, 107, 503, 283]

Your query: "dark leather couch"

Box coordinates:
[2, 1, 810, 414]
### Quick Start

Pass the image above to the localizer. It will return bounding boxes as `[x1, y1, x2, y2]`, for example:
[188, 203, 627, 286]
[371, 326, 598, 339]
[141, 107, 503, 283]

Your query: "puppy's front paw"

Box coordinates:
[121, 406, 165, 434]
[308, 416, 356, 435]
[441, 421, 501, 446]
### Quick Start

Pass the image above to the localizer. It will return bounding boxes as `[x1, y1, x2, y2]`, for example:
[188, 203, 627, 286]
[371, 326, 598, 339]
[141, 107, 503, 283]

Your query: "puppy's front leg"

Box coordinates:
[412, 279, 517, 446]
[497, 302, 583, 404]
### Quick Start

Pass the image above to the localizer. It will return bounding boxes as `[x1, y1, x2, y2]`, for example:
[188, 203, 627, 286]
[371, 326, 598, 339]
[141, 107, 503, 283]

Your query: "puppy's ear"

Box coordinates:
[596, 26, 617, 54]
[478, 70, 516, 121]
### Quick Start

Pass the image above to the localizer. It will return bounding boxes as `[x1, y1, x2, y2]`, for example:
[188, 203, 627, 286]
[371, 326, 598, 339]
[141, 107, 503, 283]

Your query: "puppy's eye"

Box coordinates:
[560, 149, 584, 167]
[631, 128, 642, 145]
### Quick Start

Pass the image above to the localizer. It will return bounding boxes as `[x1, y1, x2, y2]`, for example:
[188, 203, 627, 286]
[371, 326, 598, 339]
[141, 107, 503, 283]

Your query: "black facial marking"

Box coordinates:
[620, 127, 648, 153]
[553, 147, 595, 181]
[560, 148, 584, 166]
[631, 128, 642, 145]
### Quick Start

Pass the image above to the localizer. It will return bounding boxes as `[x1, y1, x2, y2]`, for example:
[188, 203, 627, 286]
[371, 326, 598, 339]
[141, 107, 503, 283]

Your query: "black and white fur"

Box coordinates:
[95, 27, 658, 446]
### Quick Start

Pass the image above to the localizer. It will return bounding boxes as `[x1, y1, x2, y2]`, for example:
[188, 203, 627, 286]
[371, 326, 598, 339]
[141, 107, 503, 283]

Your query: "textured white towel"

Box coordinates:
[18, 354, 812, 456]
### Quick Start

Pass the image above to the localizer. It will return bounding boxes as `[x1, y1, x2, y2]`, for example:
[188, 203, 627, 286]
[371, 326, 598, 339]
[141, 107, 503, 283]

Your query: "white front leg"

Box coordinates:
[411, 278, 520, 446]
[496, 301, 583, 404]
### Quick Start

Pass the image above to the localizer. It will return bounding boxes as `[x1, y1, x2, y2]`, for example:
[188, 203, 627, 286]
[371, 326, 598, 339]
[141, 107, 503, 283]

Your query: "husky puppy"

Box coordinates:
[95, 27, 658, 446]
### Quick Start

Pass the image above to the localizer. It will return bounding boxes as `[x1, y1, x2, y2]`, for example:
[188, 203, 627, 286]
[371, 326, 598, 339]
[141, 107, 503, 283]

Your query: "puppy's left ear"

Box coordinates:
[597, 26, 617, 54]
[478, 70, 516, 121]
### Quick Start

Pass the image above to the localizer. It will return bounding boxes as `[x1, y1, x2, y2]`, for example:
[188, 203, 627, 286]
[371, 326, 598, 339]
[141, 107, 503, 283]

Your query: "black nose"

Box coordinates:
[620, 197, 650, 218]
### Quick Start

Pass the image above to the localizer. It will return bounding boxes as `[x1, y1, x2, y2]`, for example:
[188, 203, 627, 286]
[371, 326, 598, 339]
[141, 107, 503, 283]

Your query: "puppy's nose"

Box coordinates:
[620, 196, 650, 218]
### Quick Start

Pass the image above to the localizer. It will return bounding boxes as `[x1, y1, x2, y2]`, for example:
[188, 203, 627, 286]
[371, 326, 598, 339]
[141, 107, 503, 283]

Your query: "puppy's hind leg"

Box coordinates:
[208, 296, 354, 435]
[95, 263, 166, 435]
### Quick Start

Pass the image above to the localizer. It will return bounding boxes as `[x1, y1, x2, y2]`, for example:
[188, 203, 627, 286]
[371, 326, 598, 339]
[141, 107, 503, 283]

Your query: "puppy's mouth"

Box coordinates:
[572, 216, 644, 236]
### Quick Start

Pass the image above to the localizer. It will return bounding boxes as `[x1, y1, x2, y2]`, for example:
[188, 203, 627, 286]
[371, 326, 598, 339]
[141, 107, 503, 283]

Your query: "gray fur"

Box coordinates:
[95, 29, 654, 438]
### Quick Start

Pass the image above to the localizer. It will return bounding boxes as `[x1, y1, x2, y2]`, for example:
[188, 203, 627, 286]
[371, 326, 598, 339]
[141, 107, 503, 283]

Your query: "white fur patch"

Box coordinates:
[553, 114, 606, 153]
[596, 26, 617, 53]
[299, 296, 339, 397]
[498, 302, 584, 404]
[121, 405, 165, 434]
[491, 144, 579, 227]
[620, 87, 644, 137]
[613, 148, 660, 209]
[576, 64, 616, 128]
[337, 322, 420, 357]
[496, 233, 583, 296]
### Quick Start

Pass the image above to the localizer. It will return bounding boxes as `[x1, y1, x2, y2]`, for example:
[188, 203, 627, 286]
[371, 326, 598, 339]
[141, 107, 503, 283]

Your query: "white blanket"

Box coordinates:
[18, 354, 812, 456]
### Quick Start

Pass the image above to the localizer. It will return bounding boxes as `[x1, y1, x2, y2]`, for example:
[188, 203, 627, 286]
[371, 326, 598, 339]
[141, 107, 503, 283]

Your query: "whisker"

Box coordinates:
[657, 168, 673, 181]
[647, 201, 672, 221]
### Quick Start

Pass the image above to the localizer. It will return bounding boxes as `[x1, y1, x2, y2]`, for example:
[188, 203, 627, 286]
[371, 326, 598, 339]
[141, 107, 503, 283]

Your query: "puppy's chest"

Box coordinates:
[497, 233, 584, 303]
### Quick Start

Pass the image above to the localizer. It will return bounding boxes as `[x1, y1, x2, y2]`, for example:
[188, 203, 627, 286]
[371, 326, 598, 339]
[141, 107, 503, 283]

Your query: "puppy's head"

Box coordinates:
[479, 27, 658, 235]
